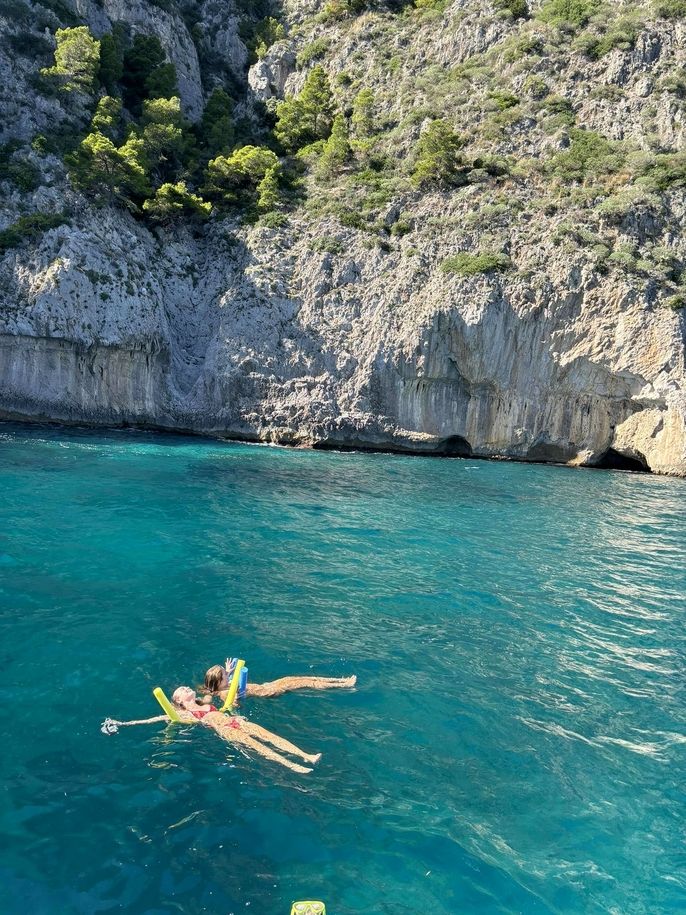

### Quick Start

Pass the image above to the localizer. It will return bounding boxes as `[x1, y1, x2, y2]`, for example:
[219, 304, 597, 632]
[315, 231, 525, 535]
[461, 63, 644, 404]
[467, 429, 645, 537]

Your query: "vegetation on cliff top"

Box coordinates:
[1, 0, 685, 306]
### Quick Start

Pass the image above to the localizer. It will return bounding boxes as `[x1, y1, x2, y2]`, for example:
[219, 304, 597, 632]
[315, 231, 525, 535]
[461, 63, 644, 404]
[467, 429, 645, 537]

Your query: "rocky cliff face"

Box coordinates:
[1, 0, 685, 475]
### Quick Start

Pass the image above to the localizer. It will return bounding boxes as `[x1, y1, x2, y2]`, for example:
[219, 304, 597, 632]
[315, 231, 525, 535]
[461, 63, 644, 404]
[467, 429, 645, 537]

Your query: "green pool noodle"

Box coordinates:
[153, 686, 182, 722]
[220, 658, 245, 711]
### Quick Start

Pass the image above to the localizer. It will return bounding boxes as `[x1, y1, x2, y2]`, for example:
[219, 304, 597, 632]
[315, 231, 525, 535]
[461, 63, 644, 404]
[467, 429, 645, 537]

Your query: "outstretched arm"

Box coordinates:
[108, 715, 170, 726]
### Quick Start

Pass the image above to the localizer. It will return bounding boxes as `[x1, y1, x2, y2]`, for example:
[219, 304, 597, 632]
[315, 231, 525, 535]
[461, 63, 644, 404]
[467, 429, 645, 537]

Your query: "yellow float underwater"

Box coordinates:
[290, 904, 326, 915]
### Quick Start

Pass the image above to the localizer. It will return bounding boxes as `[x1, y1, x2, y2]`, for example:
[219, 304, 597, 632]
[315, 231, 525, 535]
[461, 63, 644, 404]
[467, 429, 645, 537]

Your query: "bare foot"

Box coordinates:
[343, 675, 356, 687]
[306, 752, 322, 764]
[293, 763, 313, 774]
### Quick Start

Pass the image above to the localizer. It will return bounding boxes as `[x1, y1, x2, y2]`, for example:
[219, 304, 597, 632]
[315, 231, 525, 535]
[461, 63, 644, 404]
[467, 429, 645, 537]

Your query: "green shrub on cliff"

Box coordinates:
[91, 96, 123, 141]
[98, 24, 126, 94]
[664, 292, 686, 309]
[653, 0, 686, 18]
[636, 151, 686, 191]
[0, 142, 40, 191]
[199, 89, 234, 157]
[537, 0, 601, 28]
[352, 88, 376, 137]
[256, 165, 281, 211]
[441, 252, 512, 275]
[494, 0, 529, 19]
[317, 114, 351, 178]
[253, 16, 286, 60]
[548, 129, 624, 181]
[296, 38, 329, 68]
[0, 212, 67, 254]
[138, 96, 195, 184]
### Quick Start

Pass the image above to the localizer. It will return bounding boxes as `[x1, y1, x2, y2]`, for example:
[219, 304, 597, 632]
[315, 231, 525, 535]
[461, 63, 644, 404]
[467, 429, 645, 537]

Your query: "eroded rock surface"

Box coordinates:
[0, 0, 685, 475]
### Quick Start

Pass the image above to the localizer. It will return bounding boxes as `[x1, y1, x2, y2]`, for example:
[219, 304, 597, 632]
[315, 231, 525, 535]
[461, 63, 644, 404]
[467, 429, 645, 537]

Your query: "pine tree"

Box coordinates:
[252, 16, 286, 61]
[200, 89, 234, 157]
[351, 88, 375, 137]
[275, 65, 335, 152]
[98, 24, 126, 95]
[274, 97, 310, 153]
[139, 96, 193, 183]
[67, 131, 149, 203]
[121, 35, 168, 114]
[41, 27, 100, 94]
[256, 165, 280, 211]
[300, 66, 335, 139]
[142, 181, 211, 223]
[91, 96, 123, 141]
[205, 145, 279, 206]
[411, 119, 464, 188]
[145, 62, 178, 100]
[318, 113, 350, 177]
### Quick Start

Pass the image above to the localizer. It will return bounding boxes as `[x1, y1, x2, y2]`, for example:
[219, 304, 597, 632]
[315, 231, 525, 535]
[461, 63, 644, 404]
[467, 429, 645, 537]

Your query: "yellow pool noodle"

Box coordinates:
[153, 686, 182, 722]
[220, 659, 245, 711]
[291, 903, 326, 915]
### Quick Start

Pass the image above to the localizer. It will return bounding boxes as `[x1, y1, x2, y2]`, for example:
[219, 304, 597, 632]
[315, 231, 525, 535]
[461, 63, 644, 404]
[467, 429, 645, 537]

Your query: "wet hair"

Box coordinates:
[172, 686, 193, 706]
[204, 665, 226, 693]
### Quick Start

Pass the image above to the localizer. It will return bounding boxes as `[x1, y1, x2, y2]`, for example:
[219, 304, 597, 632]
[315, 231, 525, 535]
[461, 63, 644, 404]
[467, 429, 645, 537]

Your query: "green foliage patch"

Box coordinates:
[548, 129, 624, 181]
[653, 0, 686, 18]
[121, 35, 177, 115]
[275, 66, 335, 152]
[296, 37, 329, 68]
[142, 181, 211, 222]
[441, 252, 512, 275]
[40, 26, 100, 93]
[636, 151, 686, 191]
[205, 145, 280, 209]
[411, 119, 465, 187]
[0, 212, 67, 254]
[537, 0, 602, 28]
[0, 142, 40, 190]
[493, 0, 529, 18]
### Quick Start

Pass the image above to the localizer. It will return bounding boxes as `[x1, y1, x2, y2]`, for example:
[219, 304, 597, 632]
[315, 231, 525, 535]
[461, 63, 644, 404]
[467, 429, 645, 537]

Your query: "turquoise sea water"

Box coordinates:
[0, 424, 684, 915]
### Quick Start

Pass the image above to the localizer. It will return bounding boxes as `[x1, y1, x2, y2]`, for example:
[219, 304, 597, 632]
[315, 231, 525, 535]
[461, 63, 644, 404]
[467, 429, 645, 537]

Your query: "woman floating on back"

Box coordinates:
[103, 686, 321, 774]
[201, 659, 356, 702]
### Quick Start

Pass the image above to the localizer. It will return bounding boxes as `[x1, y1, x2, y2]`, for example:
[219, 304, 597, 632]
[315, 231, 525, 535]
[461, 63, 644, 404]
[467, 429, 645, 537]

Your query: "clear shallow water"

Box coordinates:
[0, 424, 685, 915]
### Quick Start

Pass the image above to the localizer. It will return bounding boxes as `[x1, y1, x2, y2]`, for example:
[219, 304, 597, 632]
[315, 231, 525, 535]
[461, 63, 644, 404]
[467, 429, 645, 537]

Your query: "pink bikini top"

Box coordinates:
[191, 707, 217, 719]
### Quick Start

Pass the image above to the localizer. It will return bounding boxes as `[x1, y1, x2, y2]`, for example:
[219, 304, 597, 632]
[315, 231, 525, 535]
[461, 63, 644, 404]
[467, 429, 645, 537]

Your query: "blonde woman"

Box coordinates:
[201, 661, 356, 702]
[103, 686, 321, 774]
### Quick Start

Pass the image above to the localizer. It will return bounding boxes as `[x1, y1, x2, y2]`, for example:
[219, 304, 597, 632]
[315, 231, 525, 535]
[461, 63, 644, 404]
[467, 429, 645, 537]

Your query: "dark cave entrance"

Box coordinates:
[440, 435, 473, 457]
[594, 448, 650, 472]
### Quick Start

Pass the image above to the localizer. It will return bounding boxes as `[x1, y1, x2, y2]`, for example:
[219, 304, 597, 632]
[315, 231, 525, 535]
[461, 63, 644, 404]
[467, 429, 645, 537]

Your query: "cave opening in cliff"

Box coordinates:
[440, 435, 472, 458]
[594, 448, 649, 472]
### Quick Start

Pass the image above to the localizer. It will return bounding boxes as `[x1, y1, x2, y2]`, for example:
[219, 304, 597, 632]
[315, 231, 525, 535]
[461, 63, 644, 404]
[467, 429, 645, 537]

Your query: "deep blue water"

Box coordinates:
[0, 424, 684, 915]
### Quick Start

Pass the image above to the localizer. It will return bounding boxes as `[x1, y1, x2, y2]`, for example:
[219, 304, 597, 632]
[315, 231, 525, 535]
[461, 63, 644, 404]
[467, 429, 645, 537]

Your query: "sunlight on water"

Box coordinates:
[0, 424, 684, 914]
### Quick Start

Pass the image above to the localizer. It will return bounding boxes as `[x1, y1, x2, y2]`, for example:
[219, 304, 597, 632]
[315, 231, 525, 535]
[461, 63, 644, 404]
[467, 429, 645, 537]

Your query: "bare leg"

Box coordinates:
[216, 726, 313, 774]
[240, 720, 321, 764]
[247, 675, 356, 698]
